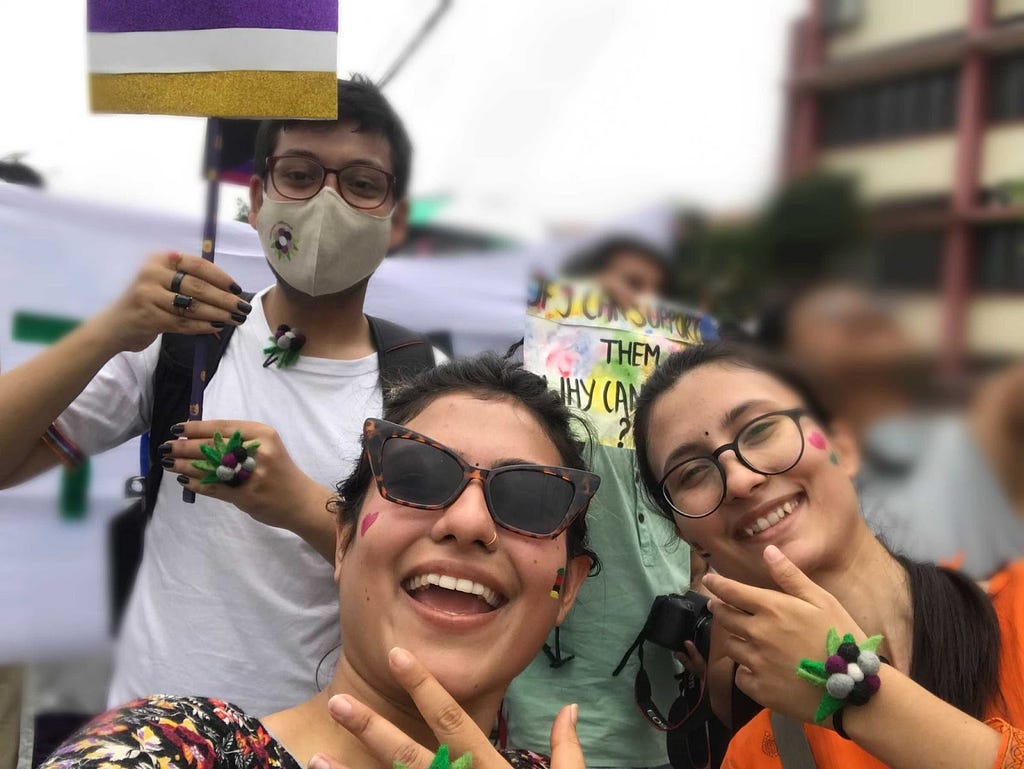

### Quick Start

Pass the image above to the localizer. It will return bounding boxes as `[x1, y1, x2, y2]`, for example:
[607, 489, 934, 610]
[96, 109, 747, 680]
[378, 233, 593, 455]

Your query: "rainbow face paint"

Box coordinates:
[549, 567, 565, 599]
[360, 510, 380, 537]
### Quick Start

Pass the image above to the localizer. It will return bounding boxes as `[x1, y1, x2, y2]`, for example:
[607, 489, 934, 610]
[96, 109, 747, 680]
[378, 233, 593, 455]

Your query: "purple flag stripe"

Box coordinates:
[88, 0, 337, 33]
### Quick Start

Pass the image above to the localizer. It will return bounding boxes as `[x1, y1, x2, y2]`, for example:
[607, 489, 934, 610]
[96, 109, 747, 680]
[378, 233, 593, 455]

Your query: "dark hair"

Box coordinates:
[334, 354, 600, 570]
[253, 75, 413, 200]
[632, 340, 1004, 719]
[897, 556, 1002, 718]
[562, 235, 672, 295]
[632, 340, 833, 521]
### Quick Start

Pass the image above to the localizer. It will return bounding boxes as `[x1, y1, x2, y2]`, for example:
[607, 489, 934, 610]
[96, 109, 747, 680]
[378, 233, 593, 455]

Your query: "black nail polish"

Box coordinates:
[158, 442, 173, 455]
[170, 423, 185, 436]
[176, 474, 190, 485]
[230, 311, 247, 323]
[161, 457, 175, 468]
[237, 301, 252, 314]
[229, 283, 243, 295]
[210, 320, 226, 329]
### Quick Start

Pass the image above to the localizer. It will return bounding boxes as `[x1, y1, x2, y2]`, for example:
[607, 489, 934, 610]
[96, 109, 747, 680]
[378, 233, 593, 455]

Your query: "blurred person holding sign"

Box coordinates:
[505, 238, 720, 769]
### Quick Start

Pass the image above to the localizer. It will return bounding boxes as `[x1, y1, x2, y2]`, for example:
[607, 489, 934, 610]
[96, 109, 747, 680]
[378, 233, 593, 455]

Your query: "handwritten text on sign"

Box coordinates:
[523, 276, 714, 449]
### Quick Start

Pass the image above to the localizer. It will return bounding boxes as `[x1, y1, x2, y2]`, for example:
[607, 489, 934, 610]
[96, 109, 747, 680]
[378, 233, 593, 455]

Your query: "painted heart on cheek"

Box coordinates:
[360, 511, 381, 537]
[808, 431, 827, 451]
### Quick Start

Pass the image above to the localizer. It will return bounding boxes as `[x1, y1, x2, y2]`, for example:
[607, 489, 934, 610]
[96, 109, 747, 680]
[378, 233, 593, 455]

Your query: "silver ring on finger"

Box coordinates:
[170, 269, 187, 293]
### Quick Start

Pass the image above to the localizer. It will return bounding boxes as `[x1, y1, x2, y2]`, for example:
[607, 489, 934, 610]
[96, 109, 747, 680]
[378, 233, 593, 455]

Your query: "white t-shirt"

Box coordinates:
[57, 287, 387, 716]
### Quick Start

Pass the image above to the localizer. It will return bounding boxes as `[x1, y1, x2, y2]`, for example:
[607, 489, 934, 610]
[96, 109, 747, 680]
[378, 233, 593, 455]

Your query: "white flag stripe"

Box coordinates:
[88, 28, 336, 74]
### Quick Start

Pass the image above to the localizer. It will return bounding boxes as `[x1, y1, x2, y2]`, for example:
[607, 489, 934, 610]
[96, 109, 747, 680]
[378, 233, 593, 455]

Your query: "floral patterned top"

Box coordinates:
[39, 696, 552, 769]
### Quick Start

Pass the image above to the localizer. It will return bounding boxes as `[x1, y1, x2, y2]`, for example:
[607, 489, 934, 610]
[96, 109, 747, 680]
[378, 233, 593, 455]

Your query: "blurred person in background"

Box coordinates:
[757, 281, 1024, 578]
[561, 235, 676, 307]
[504, 236, 693, 769]
[0, 76, 438, 733]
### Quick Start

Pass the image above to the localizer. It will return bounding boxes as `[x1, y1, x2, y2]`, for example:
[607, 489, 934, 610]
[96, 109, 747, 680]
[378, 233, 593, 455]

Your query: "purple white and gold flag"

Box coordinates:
[87, 0, 338, 118]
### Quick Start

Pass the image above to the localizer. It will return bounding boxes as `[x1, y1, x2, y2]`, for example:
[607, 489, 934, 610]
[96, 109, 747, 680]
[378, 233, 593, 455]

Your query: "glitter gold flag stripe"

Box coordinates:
[86, 0, 337, 118]
[88, 29, 336, 74]
[90, 71, 337, 118]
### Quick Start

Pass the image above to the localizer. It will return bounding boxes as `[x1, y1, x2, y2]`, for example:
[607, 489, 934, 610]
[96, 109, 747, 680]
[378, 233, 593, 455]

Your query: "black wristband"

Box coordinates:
[832, 706, 851, 740]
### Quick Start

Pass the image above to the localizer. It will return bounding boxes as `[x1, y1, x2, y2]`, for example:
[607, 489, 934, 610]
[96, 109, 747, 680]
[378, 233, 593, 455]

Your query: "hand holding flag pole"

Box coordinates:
[86, 0, 339, 503]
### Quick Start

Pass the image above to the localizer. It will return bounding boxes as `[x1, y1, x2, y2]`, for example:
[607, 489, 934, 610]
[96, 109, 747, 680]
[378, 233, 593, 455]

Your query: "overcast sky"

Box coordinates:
[2, 1, 804, 233]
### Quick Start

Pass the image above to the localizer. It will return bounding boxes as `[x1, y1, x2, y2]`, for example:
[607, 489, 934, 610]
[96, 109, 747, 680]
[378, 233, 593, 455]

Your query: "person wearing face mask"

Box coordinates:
[0, 76, 441, 718]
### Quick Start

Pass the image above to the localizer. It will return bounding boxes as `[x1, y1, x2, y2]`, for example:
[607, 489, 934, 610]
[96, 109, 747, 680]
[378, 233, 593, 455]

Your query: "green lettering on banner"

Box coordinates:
[11, 311, 90, 520]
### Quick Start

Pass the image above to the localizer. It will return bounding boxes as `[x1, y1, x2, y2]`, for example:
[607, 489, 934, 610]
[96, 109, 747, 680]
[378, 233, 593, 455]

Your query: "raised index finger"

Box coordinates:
[328, 694, 435, 769]
[387, 647, 497, 757]
[702, 572, 776, 616]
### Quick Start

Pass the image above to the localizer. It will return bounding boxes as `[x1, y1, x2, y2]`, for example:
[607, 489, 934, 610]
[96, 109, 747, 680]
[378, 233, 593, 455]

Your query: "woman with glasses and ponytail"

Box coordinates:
[40, 355, 600, 769]
[632, 341, 1024, 769]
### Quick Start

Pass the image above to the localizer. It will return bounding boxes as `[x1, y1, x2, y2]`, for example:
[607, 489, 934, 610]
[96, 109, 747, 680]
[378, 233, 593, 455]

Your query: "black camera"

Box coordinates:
[642, 591, 713, 661]
[613, 591, 720, 769]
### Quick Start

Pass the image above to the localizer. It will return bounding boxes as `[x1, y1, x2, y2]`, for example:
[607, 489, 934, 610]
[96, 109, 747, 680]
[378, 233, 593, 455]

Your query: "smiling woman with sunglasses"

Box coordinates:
[633, 341, 1024, 769]
[40, 355, 600, 769]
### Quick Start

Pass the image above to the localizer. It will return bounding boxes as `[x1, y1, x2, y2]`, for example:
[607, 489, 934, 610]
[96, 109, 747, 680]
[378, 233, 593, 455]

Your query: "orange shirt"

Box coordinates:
[721, 561, 1024, 769]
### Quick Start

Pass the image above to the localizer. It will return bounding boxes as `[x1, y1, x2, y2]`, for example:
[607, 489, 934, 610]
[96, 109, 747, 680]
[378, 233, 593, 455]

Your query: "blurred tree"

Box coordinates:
[757, 171, 863, 282]
[671, 172, 864, 323]
[234, 197, 250, 223]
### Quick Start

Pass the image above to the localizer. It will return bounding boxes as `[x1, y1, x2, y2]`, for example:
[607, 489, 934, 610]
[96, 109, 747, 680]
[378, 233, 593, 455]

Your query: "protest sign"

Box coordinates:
[524, 275, 717, 449]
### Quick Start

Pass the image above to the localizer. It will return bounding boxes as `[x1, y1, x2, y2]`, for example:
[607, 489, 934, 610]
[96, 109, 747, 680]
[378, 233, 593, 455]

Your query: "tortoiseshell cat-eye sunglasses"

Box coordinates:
[362, 418, 600, 539]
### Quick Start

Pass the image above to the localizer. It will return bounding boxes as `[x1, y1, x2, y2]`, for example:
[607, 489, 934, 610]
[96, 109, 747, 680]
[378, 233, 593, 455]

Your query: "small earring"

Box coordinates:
[549, 567, 566, 599]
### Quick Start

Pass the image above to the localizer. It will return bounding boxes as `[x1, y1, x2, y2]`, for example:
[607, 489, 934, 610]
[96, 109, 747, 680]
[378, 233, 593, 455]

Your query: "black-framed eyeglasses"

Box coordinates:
[266, 155, 396, 209]
[658, 408, 808, 519]
[362, 418, 601, 539]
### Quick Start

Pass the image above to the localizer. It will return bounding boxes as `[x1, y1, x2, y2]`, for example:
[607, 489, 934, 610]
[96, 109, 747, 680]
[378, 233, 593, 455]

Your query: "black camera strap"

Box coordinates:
[614, 637, 721, 769]
[613, 636, 709, 732]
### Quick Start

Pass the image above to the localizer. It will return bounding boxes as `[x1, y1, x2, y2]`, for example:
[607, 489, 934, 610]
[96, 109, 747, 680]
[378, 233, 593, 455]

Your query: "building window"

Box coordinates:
[867, 231, 944, 291]
[975, 224, 1024, 291]
[821, 69, 959, 147]
[990, 53, 1024, 121]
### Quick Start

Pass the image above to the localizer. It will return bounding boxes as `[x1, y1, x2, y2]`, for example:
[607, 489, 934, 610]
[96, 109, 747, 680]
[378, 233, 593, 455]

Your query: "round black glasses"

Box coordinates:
[658, 408, 807, 518]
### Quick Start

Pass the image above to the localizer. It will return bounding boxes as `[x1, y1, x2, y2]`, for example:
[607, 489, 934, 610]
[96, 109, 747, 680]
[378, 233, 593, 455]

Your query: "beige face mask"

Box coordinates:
[256, 187, 393, 297]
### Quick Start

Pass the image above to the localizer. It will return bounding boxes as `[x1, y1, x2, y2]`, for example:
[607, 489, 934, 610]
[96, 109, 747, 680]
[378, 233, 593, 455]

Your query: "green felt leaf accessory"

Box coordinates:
[189, 430, 260, 485]
[395, 745, 472, 769]
[796, 627, 885, 724]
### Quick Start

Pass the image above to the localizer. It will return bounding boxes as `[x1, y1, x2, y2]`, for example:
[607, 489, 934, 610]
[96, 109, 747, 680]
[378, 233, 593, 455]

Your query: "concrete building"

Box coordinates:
[783, 0, 1024, 365]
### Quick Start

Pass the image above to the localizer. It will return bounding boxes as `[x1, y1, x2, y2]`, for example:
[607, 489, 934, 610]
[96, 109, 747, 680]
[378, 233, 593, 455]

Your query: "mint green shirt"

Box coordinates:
[503, 445, 690, 767]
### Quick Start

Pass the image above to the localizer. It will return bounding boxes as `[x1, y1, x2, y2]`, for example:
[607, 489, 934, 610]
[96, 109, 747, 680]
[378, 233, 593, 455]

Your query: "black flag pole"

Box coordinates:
[183, 116, 223, 503]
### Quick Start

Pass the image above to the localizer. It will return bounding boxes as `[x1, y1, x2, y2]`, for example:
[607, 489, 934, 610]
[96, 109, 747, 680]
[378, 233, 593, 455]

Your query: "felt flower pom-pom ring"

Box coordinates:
[191, 430, 260, 487]
[797, 628, 883, 723]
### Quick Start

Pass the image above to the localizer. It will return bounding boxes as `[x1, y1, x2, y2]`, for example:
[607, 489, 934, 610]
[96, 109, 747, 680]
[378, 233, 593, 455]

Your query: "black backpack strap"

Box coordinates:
[143, 291, 254, 514]
[366, 315, 436, 390]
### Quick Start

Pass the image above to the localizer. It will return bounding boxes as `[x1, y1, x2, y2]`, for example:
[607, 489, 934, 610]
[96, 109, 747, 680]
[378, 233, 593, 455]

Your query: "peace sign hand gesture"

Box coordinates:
[311, 647, 584, 769]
